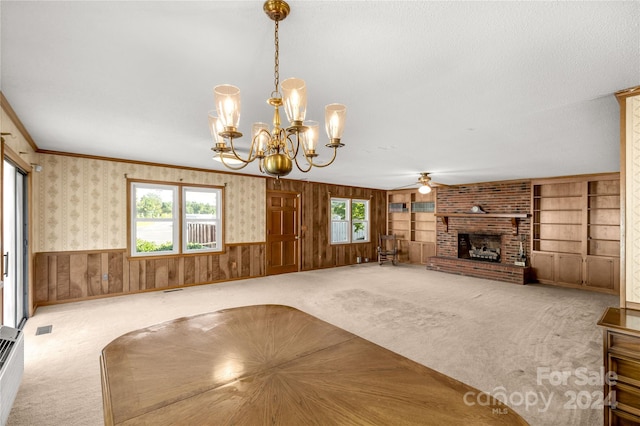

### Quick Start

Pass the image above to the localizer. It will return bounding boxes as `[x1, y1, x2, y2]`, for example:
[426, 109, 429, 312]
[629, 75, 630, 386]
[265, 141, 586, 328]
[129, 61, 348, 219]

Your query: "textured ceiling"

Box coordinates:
[1, 1, 639, 190]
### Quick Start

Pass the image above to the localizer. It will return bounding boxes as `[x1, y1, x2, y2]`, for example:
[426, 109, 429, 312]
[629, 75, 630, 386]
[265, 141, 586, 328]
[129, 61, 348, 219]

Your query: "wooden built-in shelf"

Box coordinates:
[387, 190, 437, 265]
[434, 213, 530, 235]
[531, 174, 620, 293]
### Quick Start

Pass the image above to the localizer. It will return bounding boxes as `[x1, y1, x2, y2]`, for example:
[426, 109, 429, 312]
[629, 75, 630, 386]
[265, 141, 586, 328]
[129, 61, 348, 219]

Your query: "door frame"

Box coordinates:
[2, 144, 33, 325]
[266, 190, 301, 275]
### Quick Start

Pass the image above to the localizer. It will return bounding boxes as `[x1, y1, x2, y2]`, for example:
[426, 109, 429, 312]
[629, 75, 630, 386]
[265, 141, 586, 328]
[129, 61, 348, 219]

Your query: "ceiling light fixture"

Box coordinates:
[209, 0, 347, 179]
[418, 173, 432, 194]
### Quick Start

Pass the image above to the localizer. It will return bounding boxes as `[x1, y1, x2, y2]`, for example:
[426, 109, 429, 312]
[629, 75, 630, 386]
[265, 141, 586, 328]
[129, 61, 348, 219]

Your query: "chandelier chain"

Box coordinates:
[274, 20, 280, 93]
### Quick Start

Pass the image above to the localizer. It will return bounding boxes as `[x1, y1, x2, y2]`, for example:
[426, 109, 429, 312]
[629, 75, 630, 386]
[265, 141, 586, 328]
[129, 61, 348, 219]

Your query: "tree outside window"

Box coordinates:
[352, 200, 369, 242]
[130, 182, 223, 256]
[133, 184, 177, 254]
[330, 198, 369, 244]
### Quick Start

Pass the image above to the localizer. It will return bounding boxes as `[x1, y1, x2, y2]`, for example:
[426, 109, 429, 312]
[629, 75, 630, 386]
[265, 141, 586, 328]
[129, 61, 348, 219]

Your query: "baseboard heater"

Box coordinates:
[0, 326, 24, 426]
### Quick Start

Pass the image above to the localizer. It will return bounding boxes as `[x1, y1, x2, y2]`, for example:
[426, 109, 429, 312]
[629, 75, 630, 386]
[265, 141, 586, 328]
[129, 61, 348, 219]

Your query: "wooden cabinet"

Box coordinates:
[387, 190, 436, 264]
[587, 256, 620, 290]
[556, 253, 583, 286]
[531, 174, 620, 294]
[598, 307, 640, 425]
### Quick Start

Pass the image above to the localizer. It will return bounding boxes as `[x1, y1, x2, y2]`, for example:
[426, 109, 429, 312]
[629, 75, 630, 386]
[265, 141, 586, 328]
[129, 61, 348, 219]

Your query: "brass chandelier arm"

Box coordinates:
[282, 132, 299, 158]
[292, 146, 339, 172]
[302, 146, 339, 169]
[292, 148, 313, 173]
[219, 153, 251, 170]
[227, 136, 258, 164]
[212, 135, 260, 171]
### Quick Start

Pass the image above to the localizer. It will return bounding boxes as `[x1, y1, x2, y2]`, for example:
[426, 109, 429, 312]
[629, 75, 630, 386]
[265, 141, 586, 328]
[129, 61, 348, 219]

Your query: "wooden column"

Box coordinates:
[618, 86, 640, 309]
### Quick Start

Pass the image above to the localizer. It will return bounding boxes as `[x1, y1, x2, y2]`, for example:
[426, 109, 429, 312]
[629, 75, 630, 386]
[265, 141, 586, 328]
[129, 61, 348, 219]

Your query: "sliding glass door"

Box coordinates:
[3, 159, 28, 328]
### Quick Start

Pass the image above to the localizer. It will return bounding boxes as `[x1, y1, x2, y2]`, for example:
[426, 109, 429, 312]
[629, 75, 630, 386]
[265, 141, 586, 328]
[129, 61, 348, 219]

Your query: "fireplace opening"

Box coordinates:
[458, 233, 501, 263]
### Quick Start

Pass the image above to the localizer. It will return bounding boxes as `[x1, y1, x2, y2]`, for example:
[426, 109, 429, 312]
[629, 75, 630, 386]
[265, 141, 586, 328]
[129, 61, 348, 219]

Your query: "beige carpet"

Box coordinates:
[7, 264, 617, 426]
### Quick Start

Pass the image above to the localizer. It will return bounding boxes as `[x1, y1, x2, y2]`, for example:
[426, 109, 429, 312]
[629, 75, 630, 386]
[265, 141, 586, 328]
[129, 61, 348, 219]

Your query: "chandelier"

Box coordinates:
[208, 0, 347, 178]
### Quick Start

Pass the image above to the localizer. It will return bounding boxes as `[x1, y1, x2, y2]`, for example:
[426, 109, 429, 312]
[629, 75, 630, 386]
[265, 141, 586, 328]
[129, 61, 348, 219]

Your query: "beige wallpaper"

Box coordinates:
[33, 155, 266, 252]
[626, 94, 640, 304]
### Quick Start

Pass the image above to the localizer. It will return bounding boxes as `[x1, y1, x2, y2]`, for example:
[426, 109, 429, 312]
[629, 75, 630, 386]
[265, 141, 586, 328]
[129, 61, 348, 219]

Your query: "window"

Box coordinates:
[183, 187, 221, 253]
[351, 199, 369, 242]
[330, 197, 370, 244]
[130, 182, 223, 256]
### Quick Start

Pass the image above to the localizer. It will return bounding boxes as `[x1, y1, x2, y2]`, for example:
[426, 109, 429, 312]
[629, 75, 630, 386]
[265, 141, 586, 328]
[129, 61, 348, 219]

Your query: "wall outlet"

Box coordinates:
[102, 273, 109, 281]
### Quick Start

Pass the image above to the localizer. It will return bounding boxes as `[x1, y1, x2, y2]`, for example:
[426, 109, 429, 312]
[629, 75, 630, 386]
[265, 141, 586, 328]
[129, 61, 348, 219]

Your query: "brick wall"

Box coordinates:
[427, 180, 532, 284]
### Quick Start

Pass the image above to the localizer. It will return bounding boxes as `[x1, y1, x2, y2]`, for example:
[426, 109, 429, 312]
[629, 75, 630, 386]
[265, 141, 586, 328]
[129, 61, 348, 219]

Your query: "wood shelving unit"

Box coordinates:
[587, 180, 620, 257]
[530, 174, 620, 293]
[387, 190, 436, 264]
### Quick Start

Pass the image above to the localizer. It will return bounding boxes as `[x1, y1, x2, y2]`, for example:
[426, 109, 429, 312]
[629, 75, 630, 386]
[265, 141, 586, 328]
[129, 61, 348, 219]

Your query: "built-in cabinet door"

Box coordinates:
[556, 253, 583, 286]
[531, 252, 554, 282]
[408, 242, 421, 264]
[421, 242, 436, 263]
[586, 256, 619, 291]
[408, 241, 436, 265]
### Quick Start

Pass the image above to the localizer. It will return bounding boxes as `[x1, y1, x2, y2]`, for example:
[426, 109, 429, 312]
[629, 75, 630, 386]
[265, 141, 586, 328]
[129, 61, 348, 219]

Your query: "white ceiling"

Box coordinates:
[1, 1, 639, 190]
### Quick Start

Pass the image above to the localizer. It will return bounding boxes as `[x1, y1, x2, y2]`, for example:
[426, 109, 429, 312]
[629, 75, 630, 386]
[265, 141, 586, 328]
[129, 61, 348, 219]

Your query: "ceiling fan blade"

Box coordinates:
[391, 183, 420, 190]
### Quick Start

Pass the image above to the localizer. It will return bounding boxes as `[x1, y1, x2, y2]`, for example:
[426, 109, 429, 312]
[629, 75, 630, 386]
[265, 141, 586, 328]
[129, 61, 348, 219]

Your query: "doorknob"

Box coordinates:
[3, 252, 8, 277]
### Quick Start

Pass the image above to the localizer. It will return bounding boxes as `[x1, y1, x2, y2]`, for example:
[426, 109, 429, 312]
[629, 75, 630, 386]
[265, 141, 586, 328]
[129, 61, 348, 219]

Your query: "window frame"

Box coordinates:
[351, 199, 370, 243]
[330, 197, 370, 244]
[129, 180, 223, 257]
[330, 197, 351, 245]
[182, 186, 223, 254]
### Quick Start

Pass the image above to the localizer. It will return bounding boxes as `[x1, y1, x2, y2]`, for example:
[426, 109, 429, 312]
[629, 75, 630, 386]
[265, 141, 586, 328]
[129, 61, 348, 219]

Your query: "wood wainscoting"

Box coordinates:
[34, 243, 265, 306]
[266, 179, 387, 270]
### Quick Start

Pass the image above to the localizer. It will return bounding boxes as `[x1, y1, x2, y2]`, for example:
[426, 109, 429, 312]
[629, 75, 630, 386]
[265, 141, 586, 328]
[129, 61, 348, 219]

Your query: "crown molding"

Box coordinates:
[0, 91, 38, 152]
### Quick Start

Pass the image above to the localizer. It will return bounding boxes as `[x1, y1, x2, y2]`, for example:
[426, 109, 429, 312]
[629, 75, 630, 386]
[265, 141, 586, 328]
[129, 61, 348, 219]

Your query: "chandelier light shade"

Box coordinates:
[208, 112, 223, 144]
[300, 120, 319, 153]
[213, 85, 241, 132]
[209, 0, 347, 178]
[252, 122, 271, 152]
[325, 103, 347, 144]
[418, 184, 432, 194]
[281, 78, 307, 124]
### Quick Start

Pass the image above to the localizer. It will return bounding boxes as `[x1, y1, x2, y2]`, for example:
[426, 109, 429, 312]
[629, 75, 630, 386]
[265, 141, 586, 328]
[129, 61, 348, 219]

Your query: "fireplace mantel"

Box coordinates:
[434, 212, 530, 235]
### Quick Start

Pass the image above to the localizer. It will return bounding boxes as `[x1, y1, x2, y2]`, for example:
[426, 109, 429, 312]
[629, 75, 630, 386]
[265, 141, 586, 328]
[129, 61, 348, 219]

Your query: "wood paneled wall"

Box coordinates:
[34, 243, 264, 305]
[33, 179, 386, 306]
[266, 179, 387, 270]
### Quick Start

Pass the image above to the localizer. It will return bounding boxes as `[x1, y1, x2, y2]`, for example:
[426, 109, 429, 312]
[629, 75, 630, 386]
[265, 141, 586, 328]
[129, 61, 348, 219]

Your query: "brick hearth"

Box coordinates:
[427, 256, 531, 284]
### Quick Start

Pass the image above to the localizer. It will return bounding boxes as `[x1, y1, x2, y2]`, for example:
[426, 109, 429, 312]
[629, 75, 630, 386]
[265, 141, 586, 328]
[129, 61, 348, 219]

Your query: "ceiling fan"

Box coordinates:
[393, 172, 447, 193]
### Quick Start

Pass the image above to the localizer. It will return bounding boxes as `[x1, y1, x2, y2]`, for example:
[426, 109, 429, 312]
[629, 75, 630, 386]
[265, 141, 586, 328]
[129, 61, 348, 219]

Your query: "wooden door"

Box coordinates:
[266, 191, 299, 275]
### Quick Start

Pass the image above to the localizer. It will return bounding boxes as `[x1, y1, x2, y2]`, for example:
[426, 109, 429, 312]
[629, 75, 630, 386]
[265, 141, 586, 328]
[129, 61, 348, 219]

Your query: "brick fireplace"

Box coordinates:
[458, 233, 502, 262]
[426, 181, 532, 284]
